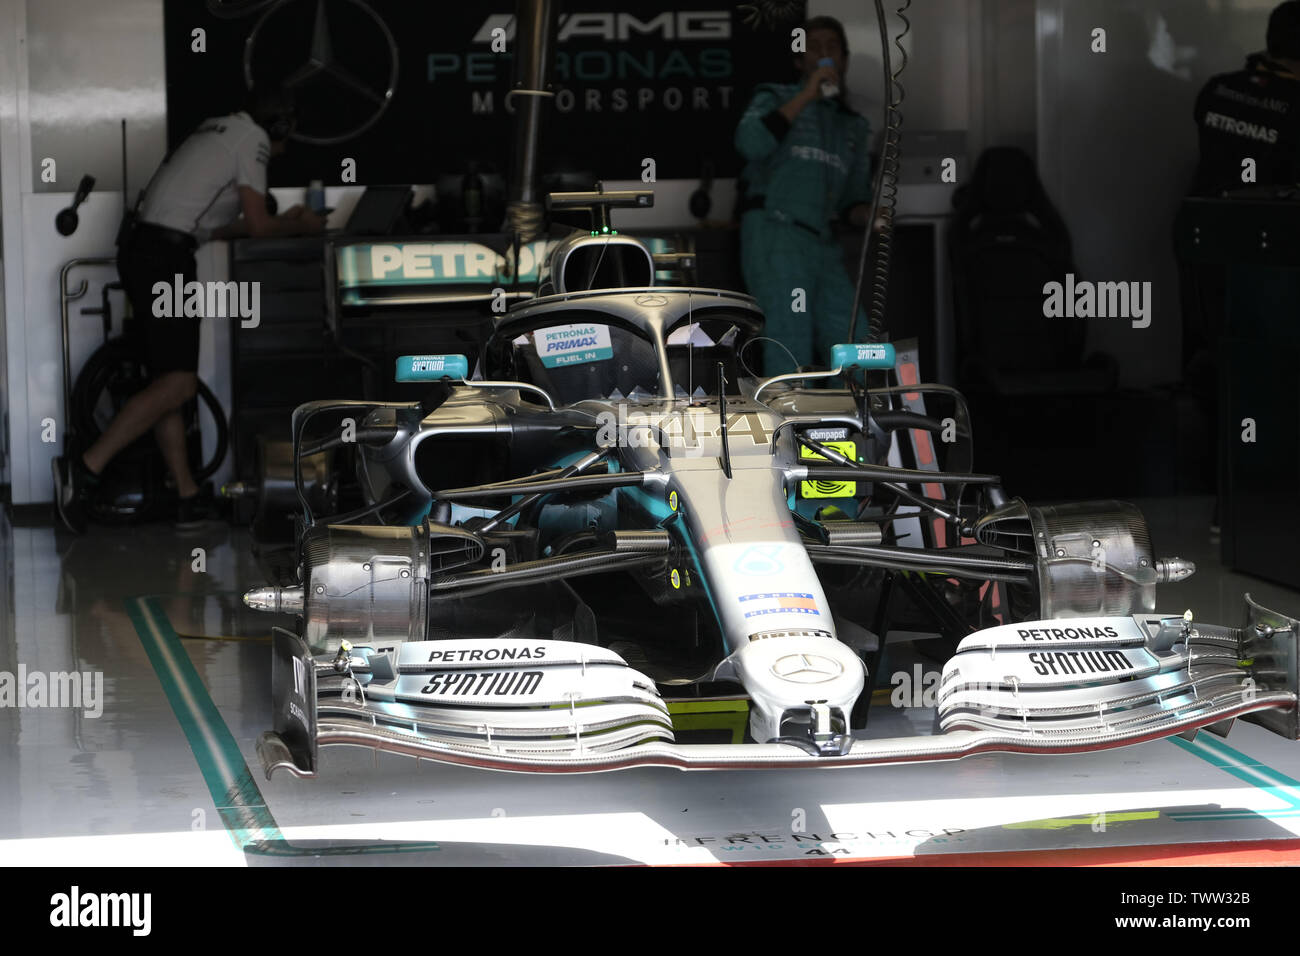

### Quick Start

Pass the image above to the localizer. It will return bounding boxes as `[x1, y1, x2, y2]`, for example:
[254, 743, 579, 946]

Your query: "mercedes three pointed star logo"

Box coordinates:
[243, 0, 399, 146]
[771, 653, 843, 684]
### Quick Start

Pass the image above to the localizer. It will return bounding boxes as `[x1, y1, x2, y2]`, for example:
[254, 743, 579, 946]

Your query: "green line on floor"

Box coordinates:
[1167, 732, 1300, 822]
[126, 596, 282, 848]
[126, 595, 442, 858]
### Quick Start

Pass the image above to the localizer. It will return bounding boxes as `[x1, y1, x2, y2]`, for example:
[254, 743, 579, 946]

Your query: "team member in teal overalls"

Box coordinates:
[735, 16, 874, 373]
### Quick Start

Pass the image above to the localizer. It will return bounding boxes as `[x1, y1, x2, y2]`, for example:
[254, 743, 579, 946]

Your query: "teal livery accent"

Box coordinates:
[534, 324, 615, 369]
[337, 240, 556, 288]
[831, 342, 895, 370]
[335, 237, 680, 304]
[396, 354, 469, 382]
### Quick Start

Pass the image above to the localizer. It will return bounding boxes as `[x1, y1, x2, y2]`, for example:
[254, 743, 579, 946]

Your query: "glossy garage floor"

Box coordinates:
[3, 497, 1300, 866]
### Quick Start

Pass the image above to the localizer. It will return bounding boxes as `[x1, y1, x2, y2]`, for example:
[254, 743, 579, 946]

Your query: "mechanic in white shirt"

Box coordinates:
[53, 87, 325, 533]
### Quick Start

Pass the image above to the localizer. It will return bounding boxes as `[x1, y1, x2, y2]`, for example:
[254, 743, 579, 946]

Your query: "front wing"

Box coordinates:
[257, 595, 1299, 777]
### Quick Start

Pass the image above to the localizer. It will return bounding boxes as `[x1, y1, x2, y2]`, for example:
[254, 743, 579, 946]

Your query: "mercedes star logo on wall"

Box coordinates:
[243, 0, 399, 145]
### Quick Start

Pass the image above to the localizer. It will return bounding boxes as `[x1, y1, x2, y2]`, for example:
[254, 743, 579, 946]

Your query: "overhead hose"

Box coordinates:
[849, 0, 912, 344]
[504, 201, 546, 246]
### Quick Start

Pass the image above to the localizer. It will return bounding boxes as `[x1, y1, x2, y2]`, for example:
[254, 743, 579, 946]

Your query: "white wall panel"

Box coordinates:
[25, 0, 167, 195]
[2, 0, 167, 504]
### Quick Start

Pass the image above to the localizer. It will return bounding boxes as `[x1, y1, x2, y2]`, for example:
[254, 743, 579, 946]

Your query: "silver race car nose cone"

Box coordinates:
[721, 634, 865, 742]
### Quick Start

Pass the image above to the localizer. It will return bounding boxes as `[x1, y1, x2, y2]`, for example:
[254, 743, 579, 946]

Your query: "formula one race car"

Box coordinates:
[240, 190, 1300, 778]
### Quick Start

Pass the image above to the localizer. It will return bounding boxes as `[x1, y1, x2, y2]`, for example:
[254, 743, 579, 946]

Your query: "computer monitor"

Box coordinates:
[345, 185, 413, 236]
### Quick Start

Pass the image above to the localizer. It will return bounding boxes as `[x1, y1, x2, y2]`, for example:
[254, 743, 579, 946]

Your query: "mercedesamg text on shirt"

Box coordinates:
[1191, 56, 1300, 194]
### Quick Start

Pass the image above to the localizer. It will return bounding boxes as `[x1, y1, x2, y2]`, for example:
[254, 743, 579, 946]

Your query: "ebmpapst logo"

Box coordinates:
[49, 886, 151, 936]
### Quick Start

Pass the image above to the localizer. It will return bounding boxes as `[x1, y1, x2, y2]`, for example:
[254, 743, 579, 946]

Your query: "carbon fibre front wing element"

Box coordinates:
[257, 595, 1299, 777]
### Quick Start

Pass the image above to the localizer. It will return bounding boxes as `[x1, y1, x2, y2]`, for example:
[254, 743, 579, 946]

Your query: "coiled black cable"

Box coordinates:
[71, 337, 229, 485]
[849, 0, 912, 344]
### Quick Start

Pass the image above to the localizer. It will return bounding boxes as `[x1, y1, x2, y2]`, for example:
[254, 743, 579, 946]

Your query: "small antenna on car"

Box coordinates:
[717, 361, 731, 479]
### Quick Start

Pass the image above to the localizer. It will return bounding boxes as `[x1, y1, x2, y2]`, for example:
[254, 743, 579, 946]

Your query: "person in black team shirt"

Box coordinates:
[1179, 2, 1300, 529]
[1189, 1, 1300, 196]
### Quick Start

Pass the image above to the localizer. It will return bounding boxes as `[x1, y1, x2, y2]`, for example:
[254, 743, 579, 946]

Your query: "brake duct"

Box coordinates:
[243, 521, 673, 651]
